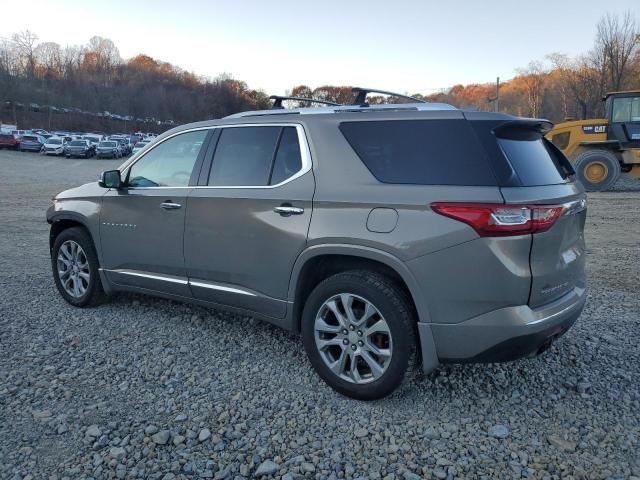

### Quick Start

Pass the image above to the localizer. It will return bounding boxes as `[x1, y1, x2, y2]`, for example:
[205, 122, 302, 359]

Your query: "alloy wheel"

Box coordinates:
[57, 240, 90, 298]
[314, 293, 392, 384]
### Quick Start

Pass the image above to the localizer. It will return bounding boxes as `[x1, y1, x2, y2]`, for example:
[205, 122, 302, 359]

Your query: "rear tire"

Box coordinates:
[51, 227, 106, 307]
[301, 270, 416, 400]
[574, 149, 621, 191]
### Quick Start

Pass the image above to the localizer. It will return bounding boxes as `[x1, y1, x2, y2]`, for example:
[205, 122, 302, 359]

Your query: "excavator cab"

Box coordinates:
[606, 92, 640, 149]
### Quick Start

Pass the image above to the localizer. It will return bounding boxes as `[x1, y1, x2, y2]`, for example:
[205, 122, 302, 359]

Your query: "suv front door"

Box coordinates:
[184, 124, 314, 319]
[100, 128, 210, 296]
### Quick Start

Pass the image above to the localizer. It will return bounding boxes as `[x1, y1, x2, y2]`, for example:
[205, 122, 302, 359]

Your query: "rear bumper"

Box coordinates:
[423, 282, 586, 363]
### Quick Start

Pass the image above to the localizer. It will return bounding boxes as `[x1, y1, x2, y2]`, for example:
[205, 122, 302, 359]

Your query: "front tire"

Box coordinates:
[574, 149, 621, 191]
[301, 271, 416, 400]
[51, 227, 106, 307]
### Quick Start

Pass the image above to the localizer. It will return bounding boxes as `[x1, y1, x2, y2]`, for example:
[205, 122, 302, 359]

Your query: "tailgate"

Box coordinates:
[501, 183, 586, 308]
[479, 116, 587, 308]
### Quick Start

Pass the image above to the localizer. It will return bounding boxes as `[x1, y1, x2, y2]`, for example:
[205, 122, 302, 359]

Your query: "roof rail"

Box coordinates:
[351, 87, 427, 106]
[270, 95, 341, 109]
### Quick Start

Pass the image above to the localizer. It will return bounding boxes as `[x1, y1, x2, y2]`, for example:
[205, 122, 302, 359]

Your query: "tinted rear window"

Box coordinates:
[339, 120, 496, 185]
[498, 138, 568, 186]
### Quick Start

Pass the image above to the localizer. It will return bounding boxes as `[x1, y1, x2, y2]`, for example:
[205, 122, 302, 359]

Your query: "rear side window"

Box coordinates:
[208, 126, 303, 186]
[270, 127, 302, 185]
[498, 138, 568, 186]
[339, 120, 496, 185]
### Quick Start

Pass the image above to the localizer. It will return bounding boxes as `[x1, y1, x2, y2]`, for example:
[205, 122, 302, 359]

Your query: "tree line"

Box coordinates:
[0, 10, 638, 132]
[0, 34, 270, 130]
[290, 12, 639, 122]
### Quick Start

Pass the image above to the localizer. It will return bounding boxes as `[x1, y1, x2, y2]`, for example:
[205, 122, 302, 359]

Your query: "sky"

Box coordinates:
[2, 0, 638, 95]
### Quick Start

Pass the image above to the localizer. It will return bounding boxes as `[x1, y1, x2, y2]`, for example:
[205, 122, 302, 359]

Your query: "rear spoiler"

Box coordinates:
[493, 119, 554, 140]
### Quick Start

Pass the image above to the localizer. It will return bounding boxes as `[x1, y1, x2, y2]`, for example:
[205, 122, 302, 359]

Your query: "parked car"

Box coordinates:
[19, 135, 45, 152]
[110, 136, 131, 155]
[42, 137, 68, 156]
[131, 140, 149, 154]
[65, 140, 95, 158]
[0, 133, 20, 149]
[96, 141, 121, 159]
[11, 129, 27, 138]
[46, 91, 586, 400]
[120, 139, 133, 155]
[83, 135, 103, 150]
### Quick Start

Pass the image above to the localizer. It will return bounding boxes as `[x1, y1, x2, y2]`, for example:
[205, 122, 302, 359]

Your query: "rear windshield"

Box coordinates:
[69, 140, 85, 146]
[100, 141, 116, 147]
[339, 119, 497, 185]
[497, 138, 569, 185]
[23, 136, 37, 141]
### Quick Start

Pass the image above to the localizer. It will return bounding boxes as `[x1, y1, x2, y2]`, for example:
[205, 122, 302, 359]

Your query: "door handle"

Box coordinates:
[161, 201, 182, 210]
[274, 204, 304, 216]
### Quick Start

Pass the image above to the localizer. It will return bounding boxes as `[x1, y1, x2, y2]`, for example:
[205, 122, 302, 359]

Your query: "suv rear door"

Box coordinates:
[470, 115, 587, 308]
[184, 124, 314, 319]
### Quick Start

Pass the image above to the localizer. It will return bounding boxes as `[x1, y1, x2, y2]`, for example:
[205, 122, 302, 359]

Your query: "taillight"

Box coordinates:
[431, 203, 564, 237]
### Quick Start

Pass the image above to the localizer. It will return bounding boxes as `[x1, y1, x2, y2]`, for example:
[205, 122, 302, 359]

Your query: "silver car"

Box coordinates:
[47, 90, 586, 399]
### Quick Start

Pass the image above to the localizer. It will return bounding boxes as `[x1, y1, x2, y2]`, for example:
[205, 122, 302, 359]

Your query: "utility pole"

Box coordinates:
[495, 77, 500, 112]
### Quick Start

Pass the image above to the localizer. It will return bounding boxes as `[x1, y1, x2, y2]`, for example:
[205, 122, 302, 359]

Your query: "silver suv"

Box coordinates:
[47, 89, 587, 400]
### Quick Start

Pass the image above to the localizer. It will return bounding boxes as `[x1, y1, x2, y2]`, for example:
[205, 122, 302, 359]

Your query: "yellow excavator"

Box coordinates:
[546, 90, 640, 191]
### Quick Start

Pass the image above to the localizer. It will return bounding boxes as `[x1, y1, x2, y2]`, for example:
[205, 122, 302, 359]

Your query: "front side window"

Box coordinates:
[208, 126, 303, 186]
[128, 130, 207, 187]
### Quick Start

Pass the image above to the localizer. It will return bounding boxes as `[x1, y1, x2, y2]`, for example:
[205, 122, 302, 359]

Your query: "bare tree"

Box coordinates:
[595, 11, 639, 91]
[517, 61, 547, 118]
[11, 30, 38, 78]
[35, 42, 62, 76]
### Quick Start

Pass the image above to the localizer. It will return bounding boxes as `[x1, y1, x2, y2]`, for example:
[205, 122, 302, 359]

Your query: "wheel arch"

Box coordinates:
[287, 244, 439, 372]
[48, 213, 95, 252]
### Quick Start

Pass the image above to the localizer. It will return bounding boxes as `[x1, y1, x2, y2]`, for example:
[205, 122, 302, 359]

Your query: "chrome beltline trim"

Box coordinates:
[120, 123, 312, 190]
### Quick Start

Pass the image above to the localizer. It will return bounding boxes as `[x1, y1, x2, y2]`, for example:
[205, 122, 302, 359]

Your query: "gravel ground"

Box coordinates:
[0, 150, 639, 480]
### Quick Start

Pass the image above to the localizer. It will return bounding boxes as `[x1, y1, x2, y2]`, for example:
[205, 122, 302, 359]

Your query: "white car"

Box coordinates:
[131, 141, 149, 154]
[41, 137, 68, 156]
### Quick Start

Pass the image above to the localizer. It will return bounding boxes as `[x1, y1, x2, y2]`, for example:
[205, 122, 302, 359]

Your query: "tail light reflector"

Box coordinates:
[431, 203, 564, 237]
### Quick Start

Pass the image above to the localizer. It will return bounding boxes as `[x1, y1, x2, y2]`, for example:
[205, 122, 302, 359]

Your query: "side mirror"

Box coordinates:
[99, 170, 122, 189]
